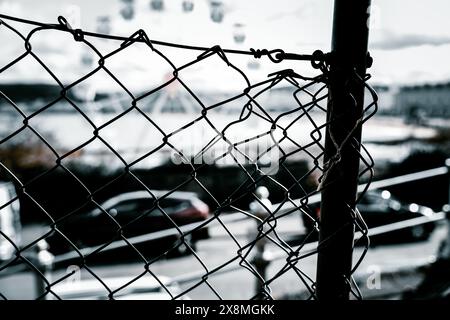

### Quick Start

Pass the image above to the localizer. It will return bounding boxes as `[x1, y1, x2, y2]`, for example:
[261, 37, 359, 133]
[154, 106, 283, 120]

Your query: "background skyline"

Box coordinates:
[0, 0, 449, 87]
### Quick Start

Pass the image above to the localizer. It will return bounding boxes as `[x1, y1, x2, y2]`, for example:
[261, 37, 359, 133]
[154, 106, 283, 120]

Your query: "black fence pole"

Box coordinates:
[316, 0, 372, 300]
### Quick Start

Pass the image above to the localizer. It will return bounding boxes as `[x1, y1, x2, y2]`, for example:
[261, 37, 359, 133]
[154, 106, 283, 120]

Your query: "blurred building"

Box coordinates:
[362, 84, 397, 114]
[394, 82, 450, 118]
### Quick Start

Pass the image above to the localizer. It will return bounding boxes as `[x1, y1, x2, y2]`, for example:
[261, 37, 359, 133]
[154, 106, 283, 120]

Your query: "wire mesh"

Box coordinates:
[0, 14, 378, 300]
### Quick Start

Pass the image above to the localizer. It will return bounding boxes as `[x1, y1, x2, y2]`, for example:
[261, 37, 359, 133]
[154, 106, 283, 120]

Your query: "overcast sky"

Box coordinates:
[1, 0, 450, 87]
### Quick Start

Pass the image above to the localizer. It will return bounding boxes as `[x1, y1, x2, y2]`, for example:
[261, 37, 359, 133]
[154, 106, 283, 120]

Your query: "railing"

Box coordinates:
[1, 164, 448, 298]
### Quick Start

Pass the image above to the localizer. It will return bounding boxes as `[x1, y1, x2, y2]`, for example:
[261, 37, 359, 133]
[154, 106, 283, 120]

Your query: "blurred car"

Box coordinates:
[0, 182, 21, 261]
[302, 190, 437, 242]
[49, 275, 188, 300]
[46, 190, 210, 256]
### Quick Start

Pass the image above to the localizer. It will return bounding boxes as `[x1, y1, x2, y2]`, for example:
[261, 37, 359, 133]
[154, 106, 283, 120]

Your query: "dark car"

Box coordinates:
[302, 190, 437, 243]
[46, 190, 210, 256]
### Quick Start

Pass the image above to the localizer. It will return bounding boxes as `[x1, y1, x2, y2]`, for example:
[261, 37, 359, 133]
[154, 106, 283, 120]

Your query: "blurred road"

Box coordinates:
[0, 214, 447, 300]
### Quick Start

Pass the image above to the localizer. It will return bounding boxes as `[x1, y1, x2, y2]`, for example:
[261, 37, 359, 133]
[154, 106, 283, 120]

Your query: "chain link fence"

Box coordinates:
[0, 13, 378, 300]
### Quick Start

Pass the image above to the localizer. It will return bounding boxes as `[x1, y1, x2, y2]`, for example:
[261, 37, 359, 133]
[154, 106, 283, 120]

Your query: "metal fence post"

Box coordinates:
[445, 159, 450, 256]
[446, 159, 450, 211]
[249, 186, 272, 298]
[33, 240, 54, 299]
[315, 0, 372, 300]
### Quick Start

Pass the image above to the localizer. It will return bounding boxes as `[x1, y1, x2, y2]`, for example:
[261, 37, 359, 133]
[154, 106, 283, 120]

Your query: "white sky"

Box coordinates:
[1, 0, 450, 87]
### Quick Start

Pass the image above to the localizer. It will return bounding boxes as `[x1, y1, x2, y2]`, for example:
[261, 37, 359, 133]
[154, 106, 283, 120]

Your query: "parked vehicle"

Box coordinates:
[302, 190, 437, 243]
[50, 275, 187, 300]
[46, 190, 210, 256]
[0, 182, 21, 261]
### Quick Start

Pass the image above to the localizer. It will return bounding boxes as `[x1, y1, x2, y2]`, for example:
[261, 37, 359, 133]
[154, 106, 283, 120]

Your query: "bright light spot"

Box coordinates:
[409, 203, 419, 213]
[381, 190, 391, 200]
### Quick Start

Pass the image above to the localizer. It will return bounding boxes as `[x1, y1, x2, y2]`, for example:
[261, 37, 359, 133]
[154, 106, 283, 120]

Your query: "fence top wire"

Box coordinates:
[0, 13, 330, 65]
[0, 13, 378, 301]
